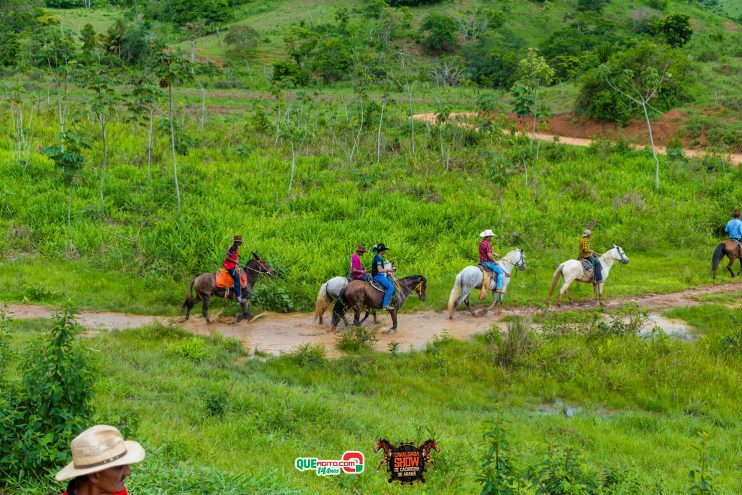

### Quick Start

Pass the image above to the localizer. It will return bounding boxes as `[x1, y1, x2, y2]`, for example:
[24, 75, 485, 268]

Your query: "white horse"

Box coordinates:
[548, 245, 629, 305]
[448, 249, 526, 319]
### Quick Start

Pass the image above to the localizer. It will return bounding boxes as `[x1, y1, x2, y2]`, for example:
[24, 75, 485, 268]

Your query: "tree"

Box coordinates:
[309, 37, 352, 83]
[126, 76, 163, 181]
[577, 0, 609, 12]
[659, 14, 692, 48]
[172, 0, 230, 26]
[601, 64, 670, 189]
[419, 13, 459, 52]
[79, 23, 99, 57]
[272, 60, 309, 87]
[81, 63, 122, 217]
[183, 20, 206, 64]
[512, 48, 554, 158]
[154, 52, 193, 214]
[224, 25, 259, 59]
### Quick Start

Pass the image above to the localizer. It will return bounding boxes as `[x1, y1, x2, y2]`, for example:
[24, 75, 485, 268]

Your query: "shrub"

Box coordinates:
[336, 325, 378, 353]
[486, 317, 533, 369]
[289, 343, 327, 367]
[0, 309, 94, 480]
[419, 13, 459, 52]
[271, 60, 309, 87]
[171, 337, 207, 363]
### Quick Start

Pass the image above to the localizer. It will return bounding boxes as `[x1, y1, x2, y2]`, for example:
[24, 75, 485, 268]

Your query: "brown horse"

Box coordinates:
[712, 240, 742, 278]
[419, 439, 440, 465]
[183, 253, 275, 322]
[374, 439, 393, 470]
[331, 275, 426, 333]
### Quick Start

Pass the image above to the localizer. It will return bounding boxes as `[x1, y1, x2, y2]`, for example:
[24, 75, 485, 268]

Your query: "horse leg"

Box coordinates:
[372, 309, 378, 323]
[464, 295, 474, 316]
[353, 307, 362, 326]
[557, 280, 573, 306]
[738, 256, 742, 276]
[727, 257, 736, 277]
[384, 310, 397, 333]
[201, 293, 211, 323]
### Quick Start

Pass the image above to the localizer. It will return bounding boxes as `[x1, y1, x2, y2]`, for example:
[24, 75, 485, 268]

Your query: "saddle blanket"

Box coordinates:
[215, 268, 248, 289]
[580, 259, 596, 282]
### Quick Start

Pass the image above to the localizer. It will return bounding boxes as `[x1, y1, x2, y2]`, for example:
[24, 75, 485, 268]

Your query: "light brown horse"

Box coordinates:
[712, 239, 742, 278]
[183, 253, 274, 322]
[331, 275, 426, 333]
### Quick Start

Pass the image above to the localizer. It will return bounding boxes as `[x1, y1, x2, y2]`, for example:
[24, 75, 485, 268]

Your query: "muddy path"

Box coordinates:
[5, 280, 742, 357]
[411, 112, 742, 166]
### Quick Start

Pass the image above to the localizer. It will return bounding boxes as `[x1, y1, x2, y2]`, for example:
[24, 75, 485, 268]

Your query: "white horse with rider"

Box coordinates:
[549, 244, 629, 305]
[448, 248, 526, 318]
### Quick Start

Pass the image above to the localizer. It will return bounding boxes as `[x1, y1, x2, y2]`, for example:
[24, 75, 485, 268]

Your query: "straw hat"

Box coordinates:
[583, 229, 591, 237]
[355, 244, 367, 253]
[55, 425, 145, 481]
[480, 229, 495, 238]
[233, 235, 244, 243]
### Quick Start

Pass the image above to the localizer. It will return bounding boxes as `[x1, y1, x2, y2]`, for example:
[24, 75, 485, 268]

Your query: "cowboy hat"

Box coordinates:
[355, 244, 367, 253]
[373, 243, 390, 252]
[233, 235, 243, 243]
[480, 229, 496, 238]
[583, 229, 591, 237]
[55, 425, 145, 481]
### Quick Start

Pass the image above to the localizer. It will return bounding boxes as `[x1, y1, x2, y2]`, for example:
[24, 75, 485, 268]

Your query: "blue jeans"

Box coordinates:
[373, 274, 395, 307]
[587, 256, 603, 282]
[482, 262, 504, 289]
[228, 267, 242, 299]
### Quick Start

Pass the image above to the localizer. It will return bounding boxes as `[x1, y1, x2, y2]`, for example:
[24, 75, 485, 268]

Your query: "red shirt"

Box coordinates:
[224, 244, 239, 270]
[478, 239, 493, 262]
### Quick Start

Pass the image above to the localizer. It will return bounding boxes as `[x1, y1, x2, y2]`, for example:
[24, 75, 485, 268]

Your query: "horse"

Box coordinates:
[711, 239, 742, 278]
[183, 253, 275, 322]
[447, 249, 526, 319]
[419, 439, 440, 465]
[331, 274, 427, 333]
[548, 245, 629, 306]
[374, 439, 393, 470]
[313, 276, 377, 325]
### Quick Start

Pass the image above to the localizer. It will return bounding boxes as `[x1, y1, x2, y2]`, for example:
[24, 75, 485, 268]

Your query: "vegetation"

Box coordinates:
[1, 305, 740, 493]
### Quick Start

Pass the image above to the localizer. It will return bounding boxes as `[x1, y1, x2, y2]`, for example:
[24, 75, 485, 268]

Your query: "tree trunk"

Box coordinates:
[199, 82, 206, 131]
[642, 101, 660, 190]
[376, 97, 386, 165]
[147, 108, 153, 181]
[407, 84, 415, 157]
[99, 115, 107, 218]
[288, 141, 296, 196]
[169, 85, 182, 213]
[349, 104, 364, 163]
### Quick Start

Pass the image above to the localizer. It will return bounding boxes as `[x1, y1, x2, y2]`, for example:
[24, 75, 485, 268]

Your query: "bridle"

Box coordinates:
[244, 260, 272, 275]
[401, 277, 425, 297]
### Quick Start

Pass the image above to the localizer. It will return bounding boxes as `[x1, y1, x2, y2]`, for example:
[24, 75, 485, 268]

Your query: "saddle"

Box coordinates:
[367, 278, 401, 304]
[580, 259, 596, 283]
[215, 268, 248, 290]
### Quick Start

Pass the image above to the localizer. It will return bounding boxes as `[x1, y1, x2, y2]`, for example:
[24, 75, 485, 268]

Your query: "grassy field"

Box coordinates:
[2, 302, 741, 494]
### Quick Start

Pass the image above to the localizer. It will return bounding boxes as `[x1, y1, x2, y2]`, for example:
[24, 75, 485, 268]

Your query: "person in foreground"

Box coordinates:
[56, 425, 145, 495]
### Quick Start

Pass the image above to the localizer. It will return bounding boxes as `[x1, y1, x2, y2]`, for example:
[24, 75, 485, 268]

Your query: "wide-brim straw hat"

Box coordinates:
[480, 229, 495, 238]
[583, 229, 591, 237]
[55, 425, 145, 481]
[233, 235, 244, 243]
[355, 244, 367, 253]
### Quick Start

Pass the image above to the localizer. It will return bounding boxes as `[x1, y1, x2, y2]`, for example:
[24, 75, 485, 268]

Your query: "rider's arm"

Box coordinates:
[487, 252, 498, 262]
[226, 245, 238, 263]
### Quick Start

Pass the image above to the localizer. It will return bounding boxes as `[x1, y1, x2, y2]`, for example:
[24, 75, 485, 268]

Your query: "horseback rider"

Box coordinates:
[579, 229, 603, 283]
[725, 210, 742, 244]
[371, 243, 396, 311]
[478, 229, 505, 293]
[350, 244, 370, 281]
[224, 235, 246, 303]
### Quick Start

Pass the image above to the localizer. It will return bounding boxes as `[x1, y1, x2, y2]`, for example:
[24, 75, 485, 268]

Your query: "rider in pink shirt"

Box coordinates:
[350, 245, 369, 281]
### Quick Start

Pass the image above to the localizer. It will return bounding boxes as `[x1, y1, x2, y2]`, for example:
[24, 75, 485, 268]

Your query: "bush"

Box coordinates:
[0, 309, 94, 480]
[336, 325, 378, 353]
[289, 343, 327, 367]
[419, 13, 459, 52]
[171, 336, 207, 363]
[271, 60, 309, 87]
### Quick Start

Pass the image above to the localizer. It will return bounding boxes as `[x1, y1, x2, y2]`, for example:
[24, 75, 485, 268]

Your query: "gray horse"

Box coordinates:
[447, 249, 526, 319]
[314, 276, 377, 325]
[183, 253, 274, 322]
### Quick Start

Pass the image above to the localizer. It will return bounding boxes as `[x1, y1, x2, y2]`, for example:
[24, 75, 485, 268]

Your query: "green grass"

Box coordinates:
[3, 304, 741, 494]
[45, 7, 125, 35]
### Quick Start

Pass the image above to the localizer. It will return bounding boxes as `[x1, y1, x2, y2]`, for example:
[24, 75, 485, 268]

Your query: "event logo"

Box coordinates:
[295, 451, 364, 476]
[374, 439, 440, 484]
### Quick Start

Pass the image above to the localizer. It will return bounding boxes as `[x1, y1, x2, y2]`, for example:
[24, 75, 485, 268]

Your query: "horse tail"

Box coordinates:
[183, 278, 195, 308]
[447, 272, 462, 319]
[313, 282, 331, 323]
[548, 264, 564, 299]
[711, 242, 726, 278]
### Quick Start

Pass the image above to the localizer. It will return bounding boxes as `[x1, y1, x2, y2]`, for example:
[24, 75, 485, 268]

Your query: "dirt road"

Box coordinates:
[5, 280, 741, 356]
[411, 112, 742, 166]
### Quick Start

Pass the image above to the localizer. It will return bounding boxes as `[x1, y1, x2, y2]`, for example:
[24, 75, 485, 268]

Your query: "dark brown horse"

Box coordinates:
[374, 439, 393, 470]
[419, 439, 440, 465]
[183, 253, 275, 322]
[712, 240, 742, 278]
[331, 275, 426, 333]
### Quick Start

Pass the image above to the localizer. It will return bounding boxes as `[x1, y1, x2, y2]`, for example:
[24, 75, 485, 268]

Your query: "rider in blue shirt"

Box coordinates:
[371, 243, 396, 311]
[725, 210, 742, 242]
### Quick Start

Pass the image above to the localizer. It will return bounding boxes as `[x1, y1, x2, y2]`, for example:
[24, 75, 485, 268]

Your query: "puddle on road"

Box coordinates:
[643, 314, 694, 340]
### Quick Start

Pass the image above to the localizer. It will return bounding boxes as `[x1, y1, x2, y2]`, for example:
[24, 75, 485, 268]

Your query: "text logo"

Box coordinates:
[295, 451, 364, 476]
[375, 439, 440, 484]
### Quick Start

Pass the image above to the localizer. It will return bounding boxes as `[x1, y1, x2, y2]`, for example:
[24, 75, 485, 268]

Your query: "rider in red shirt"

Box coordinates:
[224, 235, 246, 303]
